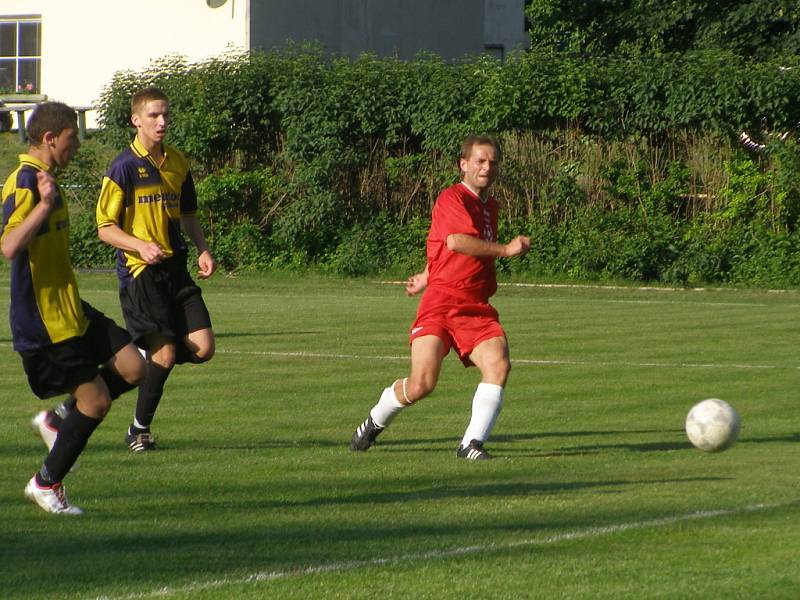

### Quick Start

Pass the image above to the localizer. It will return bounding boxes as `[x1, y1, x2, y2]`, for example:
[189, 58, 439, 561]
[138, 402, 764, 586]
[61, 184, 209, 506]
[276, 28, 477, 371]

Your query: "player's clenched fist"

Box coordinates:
[36, 171, 57, 206]
[503, 235, 531, 258]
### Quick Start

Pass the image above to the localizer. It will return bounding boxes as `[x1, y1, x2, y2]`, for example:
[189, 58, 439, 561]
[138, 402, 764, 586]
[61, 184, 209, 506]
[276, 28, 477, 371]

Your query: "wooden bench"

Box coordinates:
[0, 96, 93, 143]
[72, 106, 93, 142]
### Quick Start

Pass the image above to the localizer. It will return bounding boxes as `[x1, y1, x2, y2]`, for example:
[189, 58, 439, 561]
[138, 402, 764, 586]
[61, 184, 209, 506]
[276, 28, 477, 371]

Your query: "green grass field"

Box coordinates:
[2, 272, 799, 599]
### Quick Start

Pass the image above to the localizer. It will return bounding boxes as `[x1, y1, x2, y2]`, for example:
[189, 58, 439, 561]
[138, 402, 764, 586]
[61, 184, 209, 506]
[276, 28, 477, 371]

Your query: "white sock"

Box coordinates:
[461, 383, 504, 447]
[369, 384, 406, 428]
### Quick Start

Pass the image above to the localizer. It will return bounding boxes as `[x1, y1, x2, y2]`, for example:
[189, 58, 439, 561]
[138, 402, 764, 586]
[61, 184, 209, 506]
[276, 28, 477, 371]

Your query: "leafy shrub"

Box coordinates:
[69, 205, 115, 268]
[86, 46, 800, 285]
[195, 168, 283, 271]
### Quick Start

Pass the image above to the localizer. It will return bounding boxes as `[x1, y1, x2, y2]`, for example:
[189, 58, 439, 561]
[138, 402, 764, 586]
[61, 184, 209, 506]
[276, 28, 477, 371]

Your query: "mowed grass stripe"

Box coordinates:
[94, 497, 800, 600]
[210, 347, 797, 371]
[2, 272, 799, 599]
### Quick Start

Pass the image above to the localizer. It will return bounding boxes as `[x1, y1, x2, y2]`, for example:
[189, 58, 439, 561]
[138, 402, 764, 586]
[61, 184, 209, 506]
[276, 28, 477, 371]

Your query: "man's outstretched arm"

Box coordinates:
[446, 233, 530, 258]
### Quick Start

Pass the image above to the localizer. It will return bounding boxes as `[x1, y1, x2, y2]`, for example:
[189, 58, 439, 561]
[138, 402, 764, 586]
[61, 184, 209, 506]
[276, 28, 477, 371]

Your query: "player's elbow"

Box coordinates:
[446, 234, 460, 252]
[1, 238, 19, 260]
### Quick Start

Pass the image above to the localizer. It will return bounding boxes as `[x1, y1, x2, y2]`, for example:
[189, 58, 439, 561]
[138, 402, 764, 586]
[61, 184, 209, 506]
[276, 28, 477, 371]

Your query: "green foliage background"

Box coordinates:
[526, 0, 799, 59]
[58, 23, 800, 285]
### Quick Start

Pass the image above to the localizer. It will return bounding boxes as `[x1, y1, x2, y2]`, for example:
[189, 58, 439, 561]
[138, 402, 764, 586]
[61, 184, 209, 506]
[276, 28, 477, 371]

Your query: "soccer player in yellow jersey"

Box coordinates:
[95, 87, 217, 451]
[2, 102, 144, 514]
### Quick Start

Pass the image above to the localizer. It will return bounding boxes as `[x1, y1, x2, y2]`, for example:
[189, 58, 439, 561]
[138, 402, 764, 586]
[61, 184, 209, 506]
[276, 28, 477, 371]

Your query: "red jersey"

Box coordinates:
[425, 182, 499, 302]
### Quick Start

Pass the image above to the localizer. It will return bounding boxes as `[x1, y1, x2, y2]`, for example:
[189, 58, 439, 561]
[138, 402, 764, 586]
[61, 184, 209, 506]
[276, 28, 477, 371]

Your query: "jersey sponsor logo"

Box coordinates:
[137, 191, 178, 205]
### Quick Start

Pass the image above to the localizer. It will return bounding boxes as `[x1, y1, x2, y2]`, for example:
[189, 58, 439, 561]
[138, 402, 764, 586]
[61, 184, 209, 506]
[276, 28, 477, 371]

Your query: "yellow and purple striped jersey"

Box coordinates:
[96, 138, 198, 286]
[1, 154, 89, 351]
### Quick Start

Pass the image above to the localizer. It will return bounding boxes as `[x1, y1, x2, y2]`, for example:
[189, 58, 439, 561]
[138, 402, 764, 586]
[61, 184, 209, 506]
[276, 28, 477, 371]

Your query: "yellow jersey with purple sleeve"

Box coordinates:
[96, 138, 198, 287]
[1, 154, 89, 351]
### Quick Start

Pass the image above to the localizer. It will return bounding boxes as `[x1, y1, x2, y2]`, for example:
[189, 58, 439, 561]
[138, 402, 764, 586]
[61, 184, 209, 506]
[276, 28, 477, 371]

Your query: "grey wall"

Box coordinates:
[484, 0, 528, 58]
[249, 0, 526, 60]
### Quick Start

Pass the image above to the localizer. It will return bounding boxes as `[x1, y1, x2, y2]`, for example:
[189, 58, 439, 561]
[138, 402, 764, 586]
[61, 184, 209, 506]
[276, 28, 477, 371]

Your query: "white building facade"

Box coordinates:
[0, 0, 527, 128]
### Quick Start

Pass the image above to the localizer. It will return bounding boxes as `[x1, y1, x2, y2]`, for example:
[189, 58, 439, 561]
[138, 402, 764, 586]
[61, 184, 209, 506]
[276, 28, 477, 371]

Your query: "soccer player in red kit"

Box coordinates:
[349, 136, 530, 459]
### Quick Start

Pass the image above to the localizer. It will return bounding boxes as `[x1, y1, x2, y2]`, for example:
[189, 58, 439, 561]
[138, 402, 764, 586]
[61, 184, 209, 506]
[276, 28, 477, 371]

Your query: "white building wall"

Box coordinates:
[1, 0, 249, 127]
[1, 1, 528, 130]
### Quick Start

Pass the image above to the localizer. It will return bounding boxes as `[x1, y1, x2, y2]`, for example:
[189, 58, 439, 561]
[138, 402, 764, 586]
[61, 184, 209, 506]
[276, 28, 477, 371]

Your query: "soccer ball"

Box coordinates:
[685, 398, 740, 452]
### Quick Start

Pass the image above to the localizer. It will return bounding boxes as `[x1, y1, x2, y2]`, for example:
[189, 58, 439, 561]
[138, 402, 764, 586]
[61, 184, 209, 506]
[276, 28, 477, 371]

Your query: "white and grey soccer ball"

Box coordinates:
[685, 398, 740, 452]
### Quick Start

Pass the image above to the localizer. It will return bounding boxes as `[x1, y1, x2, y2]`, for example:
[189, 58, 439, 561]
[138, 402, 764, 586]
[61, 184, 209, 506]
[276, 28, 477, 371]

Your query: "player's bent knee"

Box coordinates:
[125, 369, 143, 386]
[502, 358, 512, 378]
[158, 356, 177, 370]
[96, 397, 113, 419]
[128, 357, 146, 384]
[194, 344, 215, 363]
[405, 378, 435, 403]
[115, 346, 145, 384]
[483, 357, 511, 386]
[79, 393, 113, 420]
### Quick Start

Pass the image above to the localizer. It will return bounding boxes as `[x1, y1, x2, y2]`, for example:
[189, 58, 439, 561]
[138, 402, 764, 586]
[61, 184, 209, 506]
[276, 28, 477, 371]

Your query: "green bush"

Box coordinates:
[526, 0, 800, 60]
[69, 205, 115, 269]
[82, 46, 800, 286]
[195, 168, 282, 271]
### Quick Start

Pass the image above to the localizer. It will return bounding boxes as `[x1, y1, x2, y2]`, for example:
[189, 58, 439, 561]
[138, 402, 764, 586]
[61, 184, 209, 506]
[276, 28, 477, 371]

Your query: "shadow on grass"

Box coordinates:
[374, 430, 689, 455]
[243, 476, 730, 509]
[70, 428, 800, 457]
[378, 429, 800, 456]
[740, 432, 800, 444]
[2, 472, 742, 600]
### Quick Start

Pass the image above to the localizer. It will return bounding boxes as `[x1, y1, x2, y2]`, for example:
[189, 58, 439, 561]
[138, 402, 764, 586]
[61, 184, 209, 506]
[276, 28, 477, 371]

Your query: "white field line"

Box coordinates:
[94, 497, 798, 600]
[214, 348, 797, 371]
[0, 344, 790, 371]
[377, 281, 800, 307]
[380, 280, 800, 294]
[1, 284, 797, 308]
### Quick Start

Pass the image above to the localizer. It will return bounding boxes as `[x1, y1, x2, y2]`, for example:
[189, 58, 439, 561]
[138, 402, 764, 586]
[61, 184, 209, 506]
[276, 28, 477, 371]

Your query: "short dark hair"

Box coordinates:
[131, 86, 169, 114]
[460, 135, 501, 162]
[26, 102, 77, 146]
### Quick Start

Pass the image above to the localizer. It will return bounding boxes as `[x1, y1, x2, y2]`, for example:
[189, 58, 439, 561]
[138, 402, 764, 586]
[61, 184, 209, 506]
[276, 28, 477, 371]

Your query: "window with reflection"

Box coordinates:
[0, 16, 41, 94]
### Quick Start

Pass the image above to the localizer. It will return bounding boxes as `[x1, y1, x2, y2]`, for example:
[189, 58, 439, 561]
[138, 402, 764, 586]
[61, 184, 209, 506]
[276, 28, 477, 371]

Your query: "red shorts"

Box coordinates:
[409, 289, 505, 367]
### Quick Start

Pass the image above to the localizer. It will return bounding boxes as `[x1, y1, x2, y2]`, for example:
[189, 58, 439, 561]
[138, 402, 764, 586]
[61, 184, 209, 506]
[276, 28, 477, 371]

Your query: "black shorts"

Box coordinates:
[20, 302, 132, 399]
[120, 255, 212, 348]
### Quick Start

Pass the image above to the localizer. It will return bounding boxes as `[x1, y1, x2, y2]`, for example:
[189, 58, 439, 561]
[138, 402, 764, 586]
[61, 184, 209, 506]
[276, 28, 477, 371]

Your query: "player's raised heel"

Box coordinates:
[349, 416, 384, 451]
[30, 410, 80, 472]
[456, 439, 491, 460]
[30, 410, 58, 450]
[24, 475, 83, 515]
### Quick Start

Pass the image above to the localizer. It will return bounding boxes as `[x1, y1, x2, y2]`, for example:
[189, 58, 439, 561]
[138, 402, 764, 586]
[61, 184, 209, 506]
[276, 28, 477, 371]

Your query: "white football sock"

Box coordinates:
[369, 383, 406, 428]
[461, 383, 504, 447]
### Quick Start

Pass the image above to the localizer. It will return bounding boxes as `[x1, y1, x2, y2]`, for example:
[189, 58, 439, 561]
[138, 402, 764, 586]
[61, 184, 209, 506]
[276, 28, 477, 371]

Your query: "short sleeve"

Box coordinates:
[96, 176, 125, 228]
[2, 169, 37, 236]
[431, 188, 479, 241]
[180, 171, 198, 214]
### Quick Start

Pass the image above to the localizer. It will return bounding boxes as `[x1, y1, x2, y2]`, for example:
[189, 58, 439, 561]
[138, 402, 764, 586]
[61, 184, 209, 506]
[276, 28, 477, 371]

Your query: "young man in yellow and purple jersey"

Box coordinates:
[95, 87, 217, 452]
[3, 102, 144, 514]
